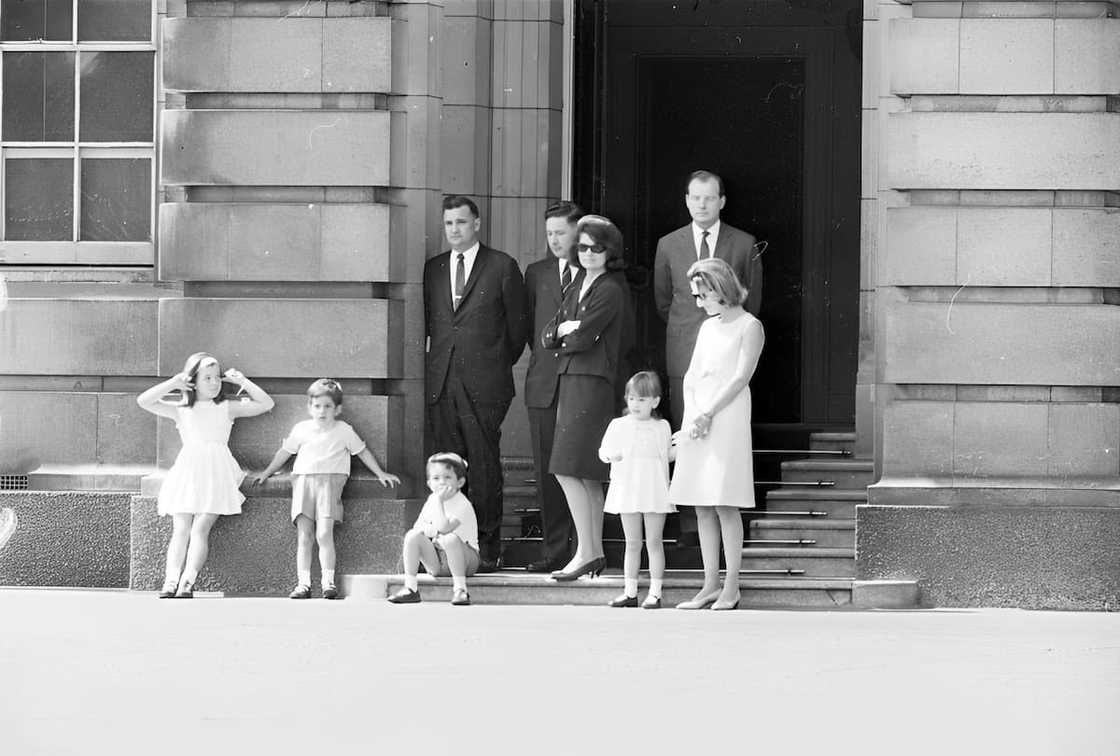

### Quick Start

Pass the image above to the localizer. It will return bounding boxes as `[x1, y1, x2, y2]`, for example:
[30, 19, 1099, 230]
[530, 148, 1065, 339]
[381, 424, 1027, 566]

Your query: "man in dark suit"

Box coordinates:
[653, 169, 763, 430]
[521, 201, 581, 572]
[424, 195, 529, 571]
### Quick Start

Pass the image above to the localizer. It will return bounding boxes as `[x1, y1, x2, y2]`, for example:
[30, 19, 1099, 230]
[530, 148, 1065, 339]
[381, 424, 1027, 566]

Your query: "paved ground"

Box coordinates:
[2, 589, 1118, 756]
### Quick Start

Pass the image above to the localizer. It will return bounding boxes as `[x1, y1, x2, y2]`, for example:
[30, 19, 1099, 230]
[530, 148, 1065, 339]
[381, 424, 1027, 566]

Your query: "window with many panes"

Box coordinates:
[0, 0, 156, 265]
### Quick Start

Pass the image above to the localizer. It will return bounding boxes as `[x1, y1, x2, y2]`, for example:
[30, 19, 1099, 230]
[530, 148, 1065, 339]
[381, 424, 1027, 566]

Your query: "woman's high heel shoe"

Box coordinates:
[676, 590, 720, 610]
[552, 557, 603, 582]
[712, 594, 741, 611]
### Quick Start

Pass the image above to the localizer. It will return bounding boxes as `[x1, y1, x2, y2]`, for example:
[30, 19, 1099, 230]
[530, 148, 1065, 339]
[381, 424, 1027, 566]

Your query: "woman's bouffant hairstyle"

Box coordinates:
[307, 378, 343, 406]
[686, 257, 748, 307]
[180, 352, 228, 407]
[570, 214, 626, 272]
[427, 452, 468, 481]
[624, 370, 662, 399]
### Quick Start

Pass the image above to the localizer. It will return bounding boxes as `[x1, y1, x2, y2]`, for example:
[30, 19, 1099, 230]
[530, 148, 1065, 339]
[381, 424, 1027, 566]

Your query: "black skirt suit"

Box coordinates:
[542, 270, 630, 481]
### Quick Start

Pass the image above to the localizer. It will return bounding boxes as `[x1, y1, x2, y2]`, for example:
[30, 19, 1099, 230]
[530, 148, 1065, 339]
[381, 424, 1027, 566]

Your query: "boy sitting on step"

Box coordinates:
[388, 452, 480, 606]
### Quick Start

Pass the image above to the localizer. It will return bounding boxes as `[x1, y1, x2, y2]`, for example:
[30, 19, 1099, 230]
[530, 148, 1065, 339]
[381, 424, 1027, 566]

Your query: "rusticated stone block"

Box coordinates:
[0, 299, 157, 375]
[129, 495, 422, 594]
[960, 19, 1053, 94]
[157, 298, 402, 378]
[1052, 208, 1120, 286]
[887, 112, 1120, 190]
[889, 18, 959, 94]
[159, 203, 390, 282]
[0, 491, 131, 588]
[163, 18, 390, 93]
[857, 502, 1120, 610]
[883, 300, 1120, 385]
[881, 400, 954, 476]
[161, 110, 390, 186]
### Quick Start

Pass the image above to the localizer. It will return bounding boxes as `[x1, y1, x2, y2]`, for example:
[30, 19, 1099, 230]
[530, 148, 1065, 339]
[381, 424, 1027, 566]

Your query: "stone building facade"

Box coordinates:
[0, 0, 1116, 608]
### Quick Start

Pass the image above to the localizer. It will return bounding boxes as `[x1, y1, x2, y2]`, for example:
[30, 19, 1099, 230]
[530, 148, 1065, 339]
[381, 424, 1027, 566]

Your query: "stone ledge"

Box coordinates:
[857, 502, 1120, 610]
[0, 491, 132, 588]
[129, 495, 423, 595]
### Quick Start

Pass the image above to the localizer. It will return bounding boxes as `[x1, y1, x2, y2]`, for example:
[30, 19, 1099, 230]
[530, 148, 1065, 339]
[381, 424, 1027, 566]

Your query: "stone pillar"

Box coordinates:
[859, 0, 1120, 608]
[441, 0, 566, 455]
[159, 1, 416, 487]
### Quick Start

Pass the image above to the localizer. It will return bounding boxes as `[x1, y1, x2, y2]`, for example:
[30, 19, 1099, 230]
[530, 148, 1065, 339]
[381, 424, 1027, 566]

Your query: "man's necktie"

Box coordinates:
[699, 230, 711, 260]
[560, 262, 572, 289]
[454, 252, 465, 309]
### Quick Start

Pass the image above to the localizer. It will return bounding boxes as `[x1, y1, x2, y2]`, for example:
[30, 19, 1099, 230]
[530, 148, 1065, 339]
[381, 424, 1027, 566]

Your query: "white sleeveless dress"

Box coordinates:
[157, 400, 246, 516]
[668, 313, 764, 509]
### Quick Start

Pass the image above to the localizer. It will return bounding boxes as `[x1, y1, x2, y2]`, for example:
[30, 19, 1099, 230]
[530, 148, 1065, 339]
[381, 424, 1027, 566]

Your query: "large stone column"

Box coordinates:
[859, 0, 1120, 609]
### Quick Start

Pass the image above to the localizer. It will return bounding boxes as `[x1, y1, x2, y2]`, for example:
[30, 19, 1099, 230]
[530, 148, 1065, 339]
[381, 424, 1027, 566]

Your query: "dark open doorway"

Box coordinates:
[573, 0, 863, 437]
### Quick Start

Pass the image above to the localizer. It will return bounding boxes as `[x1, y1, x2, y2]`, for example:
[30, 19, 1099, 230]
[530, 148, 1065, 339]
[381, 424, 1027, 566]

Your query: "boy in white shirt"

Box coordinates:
[255, 379, 400, 599]
[388, 452, 480, 606]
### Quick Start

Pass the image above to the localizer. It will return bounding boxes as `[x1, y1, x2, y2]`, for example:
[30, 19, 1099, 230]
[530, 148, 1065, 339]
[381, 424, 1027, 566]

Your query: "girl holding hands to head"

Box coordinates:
[668, 258, 764, 611]
[599, 371, 676, 608]
[137, 352, 275, 598]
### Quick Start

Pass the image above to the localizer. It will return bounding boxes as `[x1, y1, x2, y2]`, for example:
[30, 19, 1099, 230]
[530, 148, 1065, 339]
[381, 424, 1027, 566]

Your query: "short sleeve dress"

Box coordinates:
[157, 400, 246, 516]
[600, 415, 675, 515]
[668, 312, 764, 509]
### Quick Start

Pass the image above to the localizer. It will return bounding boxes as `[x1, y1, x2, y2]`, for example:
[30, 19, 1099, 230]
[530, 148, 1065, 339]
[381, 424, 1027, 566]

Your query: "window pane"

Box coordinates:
[1, 0, 73, 41]
[79, 52, 153, 142]
[77, 0, 149, 41]
[2, 52, 75, 141]
[5, 158, 74, 240]
[80, 158, 150, 241]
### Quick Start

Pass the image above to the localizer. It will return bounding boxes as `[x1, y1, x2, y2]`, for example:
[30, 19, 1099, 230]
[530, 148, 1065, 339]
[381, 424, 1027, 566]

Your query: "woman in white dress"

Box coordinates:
[668, 258, 764, 610]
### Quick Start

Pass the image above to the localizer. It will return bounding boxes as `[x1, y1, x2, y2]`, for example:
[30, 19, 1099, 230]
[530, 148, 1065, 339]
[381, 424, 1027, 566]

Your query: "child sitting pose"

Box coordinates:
[598, 371, 676, 608]
[138, 352, 275, 598]
[255, 379, 400, 599]
[388, 452, 479, 606]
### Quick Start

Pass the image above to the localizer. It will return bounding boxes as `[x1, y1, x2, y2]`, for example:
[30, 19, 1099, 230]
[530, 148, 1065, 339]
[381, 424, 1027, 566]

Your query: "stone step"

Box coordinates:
[762, 487, 866, 518]
[740, 547, 856, 577]
[749, 519, 856, 548]
[341, 572, 919, 609]
[780, 459, 874, 489]
[809, 431, 856, 453]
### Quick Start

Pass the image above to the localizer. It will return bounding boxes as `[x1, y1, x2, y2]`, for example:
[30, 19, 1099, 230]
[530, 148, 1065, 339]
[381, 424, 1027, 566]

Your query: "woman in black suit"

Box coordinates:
[542, 215, 630, 580]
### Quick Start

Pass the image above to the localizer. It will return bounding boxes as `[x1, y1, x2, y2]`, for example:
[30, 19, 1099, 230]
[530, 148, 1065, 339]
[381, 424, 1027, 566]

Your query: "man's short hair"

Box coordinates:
[686, 169, 725, 197]
[442, 195, 480, 218]
[544, 200, 583, 224]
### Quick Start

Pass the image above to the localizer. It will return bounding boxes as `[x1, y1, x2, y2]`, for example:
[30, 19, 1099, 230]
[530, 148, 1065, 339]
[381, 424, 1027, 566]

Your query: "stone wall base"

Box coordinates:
[0, 491, 132, 588]
[858, 487, 1120, 610]
[129, 495, 423, 595]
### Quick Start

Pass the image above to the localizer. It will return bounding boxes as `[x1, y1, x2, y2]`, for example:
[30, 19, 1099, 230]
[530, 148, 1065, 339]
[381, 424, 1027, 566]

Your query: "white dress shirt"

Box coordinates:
[448, 242, 480, 304]
[692, 220, 721, 259]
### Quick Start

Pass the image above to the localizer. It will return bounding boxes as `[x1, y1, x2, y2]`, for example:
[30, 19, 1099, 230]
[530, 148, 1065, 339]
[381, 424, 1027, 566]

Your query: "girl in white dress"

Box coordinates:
[137, 352, 274, 598]
[668, 258, 764, 611]
[598, 371, 676, 608]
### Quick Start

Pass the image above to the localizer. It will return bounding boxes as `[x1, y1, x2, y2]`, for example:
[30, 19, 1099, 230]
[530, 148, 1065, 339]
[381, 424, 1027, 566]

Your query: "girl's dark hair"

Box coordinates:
[427, 452, 468, 481]
[624, 370, 662, 399]
[180, 352, 228, 407]
[569, 214, 626, 272]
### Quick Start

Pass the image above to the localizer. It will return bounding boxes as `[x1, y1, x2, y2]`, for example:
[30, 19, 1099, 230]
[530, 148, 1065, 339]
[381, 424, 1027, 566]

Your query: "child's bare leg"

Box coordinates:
[315, 518, 336, 588]
[164, 514, 193, 586]
[619, 513, 643, 598]
[436, 534, 469, 591]
[294, 515, 314, 586]
[401, 529, 438, 591]
[643, 513, 667, 598]
[715, 506, 743, 605]
[181, 514, 218, 585]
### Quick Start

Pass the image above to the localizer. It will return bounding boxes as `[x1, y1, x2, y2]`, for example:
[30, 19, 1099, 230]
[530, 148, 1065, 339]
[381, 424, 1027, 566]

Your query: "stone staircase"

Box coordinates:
[341, 430, 919, 609]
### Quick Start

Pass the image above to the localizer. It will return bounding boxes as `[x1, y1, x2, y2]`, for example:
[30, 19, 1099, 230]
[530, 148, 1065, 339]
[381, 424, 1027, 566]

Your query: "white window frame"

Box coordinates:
[0, 0, 158, 266]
